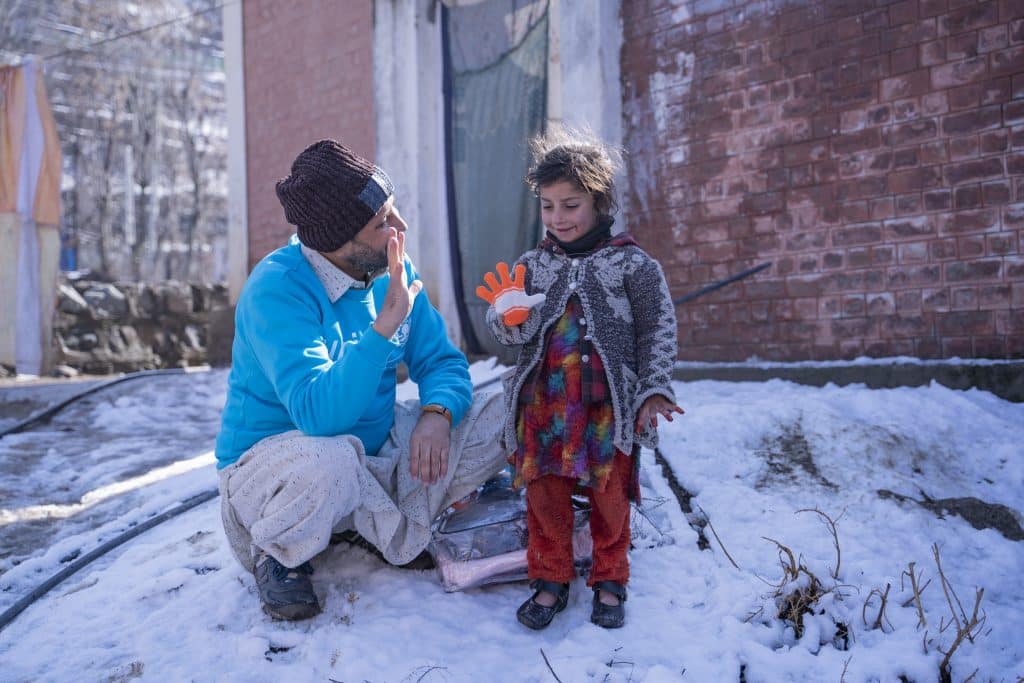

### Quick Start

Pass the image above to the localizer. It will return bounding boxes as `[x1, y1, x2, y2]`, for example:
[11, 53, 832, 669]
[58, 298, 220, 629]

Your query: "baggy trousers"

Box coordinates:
[525, 450, 632, 586]
[218, 393, 506, 572]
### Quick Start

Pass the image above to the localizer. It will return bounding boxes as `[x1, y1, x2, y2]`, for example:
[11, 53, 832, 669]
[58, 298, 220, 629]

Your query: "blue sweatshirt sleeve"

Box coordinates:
[238, 273, 398, 436]
[401, 261, 473, 425]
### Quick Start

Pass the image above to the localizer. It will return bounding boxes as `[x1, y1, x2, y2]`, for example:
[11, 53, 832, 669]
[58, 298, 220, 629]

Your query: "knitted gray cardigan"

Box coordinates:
[486, 234, 678, 457]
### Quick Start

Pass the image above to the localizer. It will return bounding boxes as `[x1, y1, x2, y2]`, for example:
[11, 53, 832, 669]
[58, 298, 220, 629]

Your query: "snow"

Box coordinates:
[1, 364, 1022, 682]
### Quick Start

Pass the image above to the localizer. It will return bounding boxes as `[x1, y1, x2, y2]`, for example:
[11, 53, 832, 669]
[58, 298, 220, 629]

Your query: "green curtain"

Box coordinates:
[445, 1, 547, 360]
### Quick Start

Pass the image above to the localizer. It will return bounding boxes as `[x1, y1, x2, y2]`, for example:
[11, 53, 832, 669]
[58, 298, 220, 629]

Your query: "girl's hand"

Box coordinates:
[635, 395, 684, 433]
[475, 262, 545, 326]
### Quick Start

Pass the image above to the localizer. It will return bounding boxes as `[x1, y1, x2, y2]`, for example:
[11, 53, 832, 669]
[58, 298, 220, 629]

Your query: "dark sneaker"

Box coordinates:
[253, 552, 321, 621]
[516, 579, 570, 630]
[590, 580, 626, 629]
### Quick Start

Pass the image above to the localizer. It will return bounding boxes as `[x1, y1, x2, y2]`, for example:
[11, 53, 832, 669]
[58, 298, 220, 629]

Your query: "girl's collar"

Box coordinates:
[540, 217, 638, 256]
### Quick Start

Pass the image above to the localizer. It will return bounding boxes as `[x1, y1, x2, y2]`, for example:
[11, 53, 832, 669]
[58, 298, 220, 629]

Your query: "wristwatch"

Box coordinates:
[421, 403, 452, 426]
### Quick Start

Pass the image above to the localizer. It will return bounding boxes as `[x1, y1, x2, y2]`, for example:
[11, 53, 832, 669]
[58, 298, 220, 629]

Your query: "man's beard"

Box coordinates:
[346, 239, 388, 279]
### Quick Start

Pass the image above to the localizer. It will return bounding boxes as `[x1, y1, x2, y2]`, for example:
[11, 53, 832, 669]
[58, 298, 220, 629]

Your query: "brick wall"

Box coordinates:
[243, 0, 375, 270]
[622, 0, 1024, 360]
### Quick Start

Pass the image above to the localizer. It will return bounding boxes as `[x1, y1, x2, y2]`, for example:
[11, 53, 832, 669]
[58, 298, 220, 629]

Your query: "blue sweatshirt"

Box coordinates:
[215, 237, 472, 469]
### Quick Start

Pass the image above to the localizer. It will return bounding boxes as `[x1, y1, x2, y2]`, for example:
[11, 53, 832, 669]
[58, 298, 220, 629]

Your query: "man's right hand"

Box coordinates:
[373, 229, 422, 339]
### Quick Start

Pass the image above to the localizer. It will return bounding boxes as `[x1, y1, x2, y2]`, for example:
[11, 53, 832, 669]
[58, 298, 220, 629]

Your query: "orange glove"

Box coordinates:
[476, 262, 546, 326]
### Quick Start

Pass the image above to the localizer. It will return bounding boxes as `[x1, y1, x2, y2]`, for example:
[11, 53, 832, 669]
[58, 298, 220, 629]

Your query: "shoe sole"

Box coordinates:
[262, 602, 322, 621]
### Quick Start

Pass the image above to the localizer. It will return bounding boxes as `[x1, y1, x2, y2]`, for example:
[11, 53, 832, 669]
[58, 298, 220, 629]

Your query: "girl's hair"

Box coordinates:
[525, 126, 622, 217]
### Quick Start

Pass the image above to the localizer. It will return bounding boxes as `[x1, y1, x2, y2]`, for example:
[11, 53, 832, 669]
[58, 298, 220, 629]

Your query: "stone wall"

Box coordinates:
[50, 277, 231, 374]
[622, 0, 1024, 361]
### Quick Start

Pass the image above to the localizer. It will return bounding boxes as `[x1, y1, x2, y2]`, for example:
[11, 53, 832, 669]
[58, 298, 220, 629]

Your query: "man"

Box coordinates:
[215, 139, 505, 620]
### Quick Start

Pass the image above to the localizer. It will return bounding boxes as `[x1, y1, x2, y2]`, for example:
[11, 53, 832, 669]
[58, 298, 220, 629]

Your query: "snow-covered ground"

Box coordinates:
[0, 363, 1022, 682]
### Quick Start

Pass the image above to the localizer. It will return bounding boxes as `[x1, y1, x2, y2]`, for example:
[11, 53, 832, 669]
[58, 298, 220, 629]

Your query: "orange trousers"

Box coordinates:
[525, 451, 632, 586]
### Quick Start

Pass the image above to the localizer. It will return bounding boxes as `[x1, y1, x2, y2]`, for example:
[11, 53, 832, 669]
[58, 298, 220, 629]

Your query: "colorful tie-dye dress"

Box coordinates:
[513, 295, 619, 493]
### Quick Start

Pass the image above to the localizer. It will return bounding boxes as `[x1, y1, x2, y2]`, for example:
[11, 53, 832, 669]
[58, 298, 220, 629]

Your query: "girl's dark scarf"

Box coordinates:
[543, 216, 617, 258]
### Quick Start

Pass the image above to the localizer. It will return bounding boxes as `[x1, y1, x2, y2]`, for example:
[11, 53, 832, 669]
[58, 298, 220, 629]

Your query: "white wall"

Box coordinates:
[223, 0, 248, 305]
[548, 0, 627, 221]
[374, 0, 461, 346]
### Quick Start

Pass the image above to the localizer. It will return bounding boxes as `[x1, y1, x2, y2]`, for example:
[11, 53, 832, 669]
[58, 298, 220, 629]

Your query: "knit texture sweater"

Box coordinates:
[486, 231, 678, 457]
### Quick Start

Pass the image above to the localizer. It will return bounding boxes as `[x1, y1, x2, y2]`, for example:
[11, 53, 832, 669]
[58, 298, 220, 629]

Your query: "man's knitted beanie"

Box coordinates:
[275, 139, 395, 252]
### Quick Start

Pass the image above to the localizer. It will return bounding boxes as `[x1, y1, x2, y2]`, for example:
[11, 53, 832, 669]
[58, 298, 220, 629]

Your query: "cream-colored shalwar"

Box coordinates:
[218, 393, 505, 572]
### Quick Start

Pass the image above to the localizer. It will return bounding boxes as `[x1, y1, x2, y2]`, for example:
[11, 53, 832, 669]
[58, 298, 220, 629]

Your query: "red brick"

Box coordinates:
[920, 140, 949, 164]
[945, 259, 1003, 281]
[980, 25, 1010, 51]
[899, 241, 930, 262]
[990, 45, 1024, 77]
[887, 264, 942, 287]
[983, 181, 1012, 204]
[940, 1, 1000, 35]
[871, 196, 896, 219]
[946, 31, 979, 61]
[949, 134, 980, 160]
[949, 83, 982, 111]
[884, 119, 938, 146]
[832, 128, 883, 155]
[889, 166, 942, 192]
[951, 286, 979, 309]
[896, 193, 924, 215]
[1007, 100, 1024, 126]
[987, 232, 1018, 254]
[922, 91, 950, 116]
[939, 208, 1000, 233]
[922, 287, 951, 311]
[942, 337, 974, 356]
[937, 310, 995, 335]
[942, 105, 1004, 135]
[880, 313, 934, 337]
[958, 235, 987, 257]
[921, 38, 947, 65]
[921, 0, 949, 18]
[955, 184, 984, 208]
[973, 337, 1006, 357]
[872, 245, 896, 264]
[931, 57, 988, 88]
[925, 189, 953, 210]
[979, 284, 1012, 306]
[881, 69, 931, 101]
[886, 215, 937, 238]
[944, 157, 1005, 184]
[980, 129, 1010, 153]
[897, 289, 923, 312]
[833, 222, 883, 246]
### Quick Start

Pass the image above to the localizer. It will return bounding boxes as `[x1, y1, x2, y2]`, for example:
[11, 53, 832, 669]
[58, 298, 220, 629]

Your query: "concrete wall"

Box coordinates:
[621, 0, 1024, 361]
[241, 0, 376, 270]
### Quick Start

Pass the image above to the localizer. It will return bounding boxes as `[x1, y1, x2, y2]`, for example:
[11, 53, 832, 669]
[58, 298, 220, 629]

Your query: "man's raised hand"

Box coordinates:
[373, 229, 422, 339]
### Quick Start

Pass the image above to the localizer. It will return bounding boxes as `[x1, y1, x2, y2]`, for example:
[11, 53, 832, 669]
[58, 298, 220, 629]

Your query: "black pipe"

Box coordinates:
[0, 488, 218, 633]
[1, 367, 202, 439]
[0, 376, 504, 633]
[673, 261, 772, 306]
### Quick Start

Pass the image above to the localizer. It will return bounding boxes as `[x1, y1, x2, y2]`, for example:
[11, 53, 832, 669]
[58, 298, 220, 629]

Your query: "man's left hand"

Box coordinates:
[409, 412, 451, 485]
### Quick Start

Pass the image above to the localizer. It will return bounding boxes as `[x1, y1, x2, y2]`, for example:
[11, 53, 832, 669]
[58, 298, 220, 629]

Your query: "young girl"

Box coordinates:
[476, 128, 682, 630]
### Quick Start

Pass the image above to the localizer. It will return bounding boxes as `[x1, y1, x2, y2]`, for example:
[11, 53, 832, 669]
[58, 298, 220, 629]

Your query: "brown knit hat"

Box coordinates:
[275, 139, 395, 252]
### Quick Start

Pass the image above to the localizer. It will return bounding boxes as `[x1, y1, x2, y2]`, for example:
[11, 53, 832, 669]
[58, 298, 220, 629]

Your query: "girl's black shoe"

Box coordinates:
[590, 580, 626, 629]
[516, 579, 570, 630]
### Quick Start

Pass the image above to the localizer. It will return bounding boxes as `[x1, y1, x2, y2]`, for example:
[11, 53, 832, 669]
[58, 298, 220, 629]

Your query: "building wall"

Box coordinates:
[622, 0, 1024, 360]
[242, 0, 376, 270]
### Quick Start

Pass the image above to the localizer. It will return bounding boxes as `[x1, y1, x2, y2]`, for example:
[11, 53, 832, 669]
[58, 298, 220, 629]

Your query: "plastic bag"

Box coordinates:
[428, 468, 592, 592]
